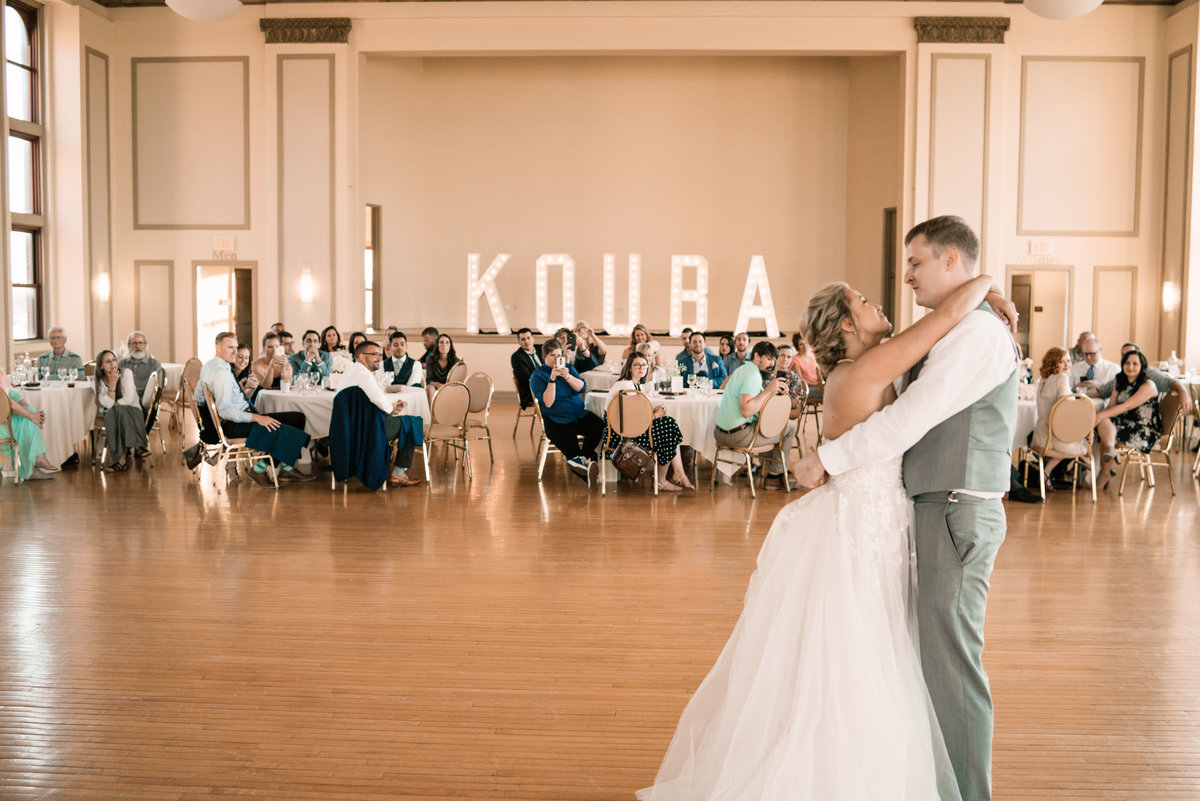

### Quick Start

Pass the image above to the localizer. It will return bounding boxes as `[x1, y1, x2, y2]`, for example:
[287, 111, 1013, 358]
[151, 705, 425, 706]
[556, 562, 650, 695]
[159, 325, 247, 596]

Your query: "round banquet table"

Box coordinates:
[580, 368, 619, 393]
[256, 385, 430, 439]
[18, 383, 97, 465]
[585, 388, 722, 462]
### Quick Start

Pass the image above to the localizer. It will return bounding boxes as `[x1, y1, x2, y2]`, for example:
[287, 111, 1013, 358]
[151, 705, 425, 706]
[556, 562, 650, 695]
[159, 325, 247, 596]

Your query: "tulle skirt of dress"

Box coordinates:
[637, 457, 960, 801]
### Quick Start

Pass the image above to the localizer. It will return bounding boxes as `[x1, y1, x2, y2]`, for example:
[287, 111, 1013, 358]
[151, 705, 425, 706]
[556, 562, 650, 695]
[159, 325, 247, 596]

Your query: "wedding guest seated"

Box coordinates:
[1029, 347, 1090, 485]
[510, 328, 541, 410]
[530, 339, 605, 482]
[425, 333, 464, 404]
[773, 344, 806, 420]
[347, 331, 370, 357]
[117, 330, 164, 450]
[249, 331, 293, 395]
[94, 349, 148, 474]
[384, 325, 398, 340]
[0, 369, 56, 480]
[790, 332, 823, 401]
[636, 343, 666, 385]
[675, 331, 728, 387]
[1068, 330, 1094, 365]
[1086, 342, 1194, 416]
[571, 321, 608, 372]
[675, 327, 694, 362]
[621, 324, 664, 368]
[36, 326, 84, 376]
[289, 330, 333, 382]
[319, 325, 343, 354]
[723, 331, 750, 376]
[279, 331, 295, 357]
[1094, 349, 1162, 489]
[1070, 336, 1119, 391]
[717, 334, 734, 366]
[183, 331, 314, 486]
[335, 339, 422, 487]
[607, 352, 695, 491]
[383, 331, 423, 389]
[714, 341, 795, 490]
[419, 326, 439, 366]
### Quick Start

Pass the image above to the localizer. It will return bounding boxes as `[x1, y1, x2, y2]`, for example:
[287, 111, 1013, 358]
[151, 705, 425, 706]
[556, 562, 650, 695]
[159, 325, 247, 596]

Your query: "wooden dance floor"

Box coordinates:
[1, 403, 1197, 799]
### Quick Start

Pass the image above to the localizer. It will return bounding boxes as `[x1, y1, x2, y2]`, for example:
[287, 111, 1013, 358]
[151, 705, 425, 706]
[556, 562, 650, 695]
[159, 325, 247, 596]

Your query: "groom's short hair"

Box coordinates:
[905, 215, 979, 271]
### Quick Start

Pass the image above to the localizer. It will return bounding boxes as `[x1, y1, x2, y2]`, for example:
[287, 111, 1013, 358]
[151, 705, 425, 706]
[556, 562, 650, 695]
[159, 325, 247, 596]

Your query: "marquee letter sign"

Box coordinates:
[669, 255, 709, 337]
[601, 253, 641, 337]
[535, 253, 576, 335]
[465, 253, 511, 335]
[734, 255, 780, 338]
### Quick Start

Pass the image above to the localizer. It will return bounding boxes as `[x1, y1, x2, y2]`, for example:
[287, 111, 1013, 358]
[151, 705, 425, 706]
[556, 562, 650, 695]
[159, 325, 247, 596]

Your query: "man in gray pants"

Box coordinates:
[794, 215, 1018, 801]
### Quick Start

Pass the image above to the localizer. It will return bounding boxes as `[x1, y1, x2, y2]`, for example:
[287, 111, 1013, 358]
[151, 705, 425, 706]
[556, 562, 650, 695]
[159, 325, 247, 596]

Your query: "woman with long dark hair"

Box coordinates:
[1094, 348, 1161, 486]
[424, 333, 464, 403]
[320, 325, 343, 353]
[94, 349, 148, 473]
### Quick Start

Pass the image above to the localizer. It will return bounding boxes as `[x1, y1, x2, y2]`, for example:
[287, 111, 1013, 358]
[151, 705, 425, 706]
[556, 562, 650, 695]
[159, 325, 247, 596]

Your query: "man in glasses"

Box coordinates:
[1070, 335, 1119, 392]
[118, 330, 164, 454]
[335, 340, 422, 487]
[36, 326, 84, 374]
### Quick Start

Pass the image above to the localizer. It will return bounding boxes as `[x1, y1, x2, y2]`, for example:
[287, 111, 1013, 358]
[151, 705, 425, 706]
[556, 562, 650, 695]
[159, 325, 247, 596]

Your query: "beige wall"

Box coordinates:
[7, 0, 1197, 370]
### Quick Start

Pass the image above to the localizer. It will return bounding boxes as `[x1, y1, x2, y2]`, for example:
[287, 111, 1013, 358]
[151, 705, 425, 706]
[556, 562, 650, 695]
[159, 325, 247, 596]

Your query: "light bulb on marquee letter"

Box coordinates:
[601, 253, 641, 337]
[669, 255, 709, 338]
[734, 255, 780, 338]
[465, 253, 511, 335]
[535, 254, 576, 335]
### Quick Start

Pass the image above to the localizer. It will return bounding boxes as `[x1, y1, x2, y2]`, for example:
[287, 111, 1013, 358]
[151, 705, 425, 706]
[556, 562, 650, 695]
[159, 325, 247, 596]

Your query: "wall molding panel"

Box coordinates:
[914, 17, 1009, 45]
[261, 18, 352, 45]
[1160, 46, 1192, 357]
[85, 48, 113, 353]
[929, 53, 990, 264]
[131, 57, 251, 230]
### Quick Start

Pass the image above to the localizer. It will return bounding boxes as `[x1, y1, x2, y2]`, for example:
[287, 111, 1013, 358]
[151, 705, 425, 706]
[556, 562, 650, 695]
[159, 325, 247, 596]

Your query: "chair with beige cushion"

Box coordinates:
[447, 361, 469, 385]
[512, 373, 538, 439]
[423, 381, 472, 486]
[173, 357, 203, 436]
[1117, 389, 1184, 496]
[464, 372, 495, 464]
[711, 393, 792, 498]
[1017, 392, 1096, 503]
[201, 384, 278, 492]
[599, 390, 656, 496]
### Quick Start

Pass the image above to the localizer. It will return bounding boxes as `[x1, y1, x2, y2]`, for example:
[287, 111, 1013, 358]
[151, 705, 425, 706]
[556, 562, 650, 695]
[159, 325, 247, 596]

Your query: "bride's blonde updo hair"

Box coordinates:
[800, 282, 856, 376]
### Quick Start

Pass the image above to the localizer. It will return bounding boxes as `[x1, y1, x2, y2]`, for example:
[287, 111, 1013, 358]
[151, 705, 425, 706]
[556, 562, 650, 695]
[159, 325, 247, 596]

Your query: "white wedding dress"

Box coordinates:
[637, 456, 961, 801]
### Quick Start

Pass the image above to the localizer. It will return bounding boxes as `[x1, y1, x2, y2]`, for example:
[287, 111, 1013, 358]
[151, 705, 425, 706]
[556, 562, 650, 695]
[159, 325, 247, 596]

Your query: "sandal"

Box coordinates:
[102, 460, 129, 473]
[133, 447, 151, 459]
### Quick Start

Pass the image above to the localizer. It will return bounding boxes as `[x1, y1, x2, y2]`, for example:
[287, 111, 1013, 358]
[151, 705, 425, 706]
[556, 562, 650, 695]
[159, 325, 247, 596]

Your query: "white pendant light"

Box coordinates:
[166, 0, 242, 22]
[1024, 0, 1104, 20]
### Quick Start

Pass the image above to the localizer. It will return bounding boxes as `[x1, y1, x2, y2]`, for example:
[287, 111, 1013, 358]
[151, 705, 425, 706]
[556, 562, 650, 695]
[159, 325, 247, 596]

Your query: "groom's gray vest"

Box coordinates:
[902, 304, 1018, 497]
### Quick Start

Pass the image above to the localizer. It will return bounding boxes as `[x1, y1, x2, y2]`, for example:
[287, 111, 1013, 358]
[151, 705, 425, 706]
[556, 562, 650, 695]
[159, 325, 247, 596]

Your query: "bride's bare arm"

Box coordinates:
[843, 275, 1001, 393]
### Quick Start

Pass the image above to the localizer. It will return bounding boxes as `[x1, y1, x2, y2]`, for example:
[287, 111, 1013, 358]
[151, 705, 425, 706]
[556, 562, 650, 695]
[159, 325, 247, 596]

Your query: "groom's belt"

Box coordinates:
[912, 490, 1001, 505]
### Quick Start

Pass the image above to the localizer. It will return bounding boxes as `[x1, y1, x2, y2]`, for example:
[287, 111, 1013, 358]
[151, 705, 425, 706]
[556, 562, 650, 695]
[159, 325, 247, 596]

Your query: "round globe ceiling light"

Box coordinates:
[166, 0, 242, 23]
[1024, 0, 1104, 20]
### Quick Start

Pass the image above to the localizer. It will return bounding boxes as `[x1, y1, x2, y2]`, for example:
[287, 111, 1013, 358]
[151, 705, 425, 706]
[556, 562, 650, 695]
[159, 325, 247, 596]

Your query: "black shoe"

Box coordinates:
[61, 453, 79, 468]
[183, 444, 204, 471]
[1007, 482, 1043, 504]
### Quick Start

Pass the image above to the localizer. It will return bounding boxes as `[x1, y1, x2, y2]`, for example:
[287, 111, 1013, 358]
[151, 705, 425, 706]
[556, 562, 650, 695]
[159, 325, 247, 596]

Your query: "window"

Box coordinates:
[5, 1, 43, 342]
[364, 204, 381, 330]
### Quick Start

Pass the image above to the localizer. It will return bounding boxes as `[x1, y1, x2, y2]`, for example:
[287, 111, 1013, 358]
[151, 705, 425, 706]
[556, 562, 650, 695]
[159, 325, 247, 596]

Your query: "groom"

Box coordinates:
[793, 215, 1018, 801]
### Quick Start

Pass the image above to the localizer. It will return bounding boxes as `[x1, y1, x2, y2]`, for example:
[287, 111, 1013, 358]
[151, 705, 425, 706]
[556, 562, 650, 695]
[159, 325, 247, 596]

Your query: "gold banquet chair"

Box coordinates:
[143, 369, 167, 454]
[800, 369, 825, 448]
[711, 393, 792, 499]
[172, 357, 203, 436]
[1117, 389, 1185, 496]
[463, 372, 495, 464]
[447, 361, 469, 385]
[1017, 393, 1096, 503]
[533, 403, 560, 481]
[200, 384, 279, 492]
[0, 391, 22, 485]
[512, 373, 538, 439]
[422, 381, 472, 487]
[599, 390, 656, 497]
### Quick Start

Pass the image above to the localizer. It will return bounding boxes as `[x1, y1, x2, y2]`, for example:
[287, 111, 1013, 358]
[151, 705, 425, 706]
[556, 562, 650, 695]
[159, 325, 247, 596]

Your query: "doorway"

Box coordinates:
[194, 261, 256, 357]
[1007, 266, 1073, 363]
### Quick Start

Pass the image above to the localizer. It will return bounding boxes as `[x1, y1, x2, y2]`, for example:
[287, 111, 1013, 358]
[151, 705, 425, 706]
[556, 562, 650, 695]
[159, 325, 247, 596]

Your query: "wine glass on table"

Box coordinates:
[57, 367, 68, 384]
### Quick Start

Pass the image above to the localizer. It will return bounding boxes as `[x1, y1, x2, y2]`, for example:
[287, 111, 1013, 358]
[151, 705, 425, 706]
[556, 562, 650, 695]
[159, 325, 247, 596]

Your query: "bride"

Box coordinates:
[637, 273, 1011, 801]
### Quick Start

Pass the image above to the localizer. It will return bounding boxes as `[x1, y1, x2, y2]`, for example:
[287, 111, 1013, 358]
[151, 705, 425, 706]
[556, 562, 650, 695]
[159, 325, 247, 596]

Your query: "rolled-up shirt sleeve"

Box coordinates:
[818, 310, 1018, 476]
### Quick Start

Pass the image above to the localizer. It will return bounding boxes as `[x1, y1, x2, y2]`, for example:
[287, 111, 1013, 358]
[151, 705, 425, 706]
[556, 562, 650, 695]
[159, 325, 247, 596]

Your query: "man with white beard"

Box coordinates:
[117, 331, 163, 454]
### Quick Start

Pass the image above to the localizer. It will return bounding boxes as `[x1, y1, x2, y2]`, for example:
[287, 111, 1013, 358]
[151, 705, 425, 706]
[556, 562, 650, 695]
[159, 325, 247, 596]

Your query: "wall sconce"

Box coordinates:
[166, 0, 242, 22]
[1162, 280, 1181, 314]
[94, 273, 110, 303]
[299, 264, 314, 304]
[1024, 0, 1103, 20]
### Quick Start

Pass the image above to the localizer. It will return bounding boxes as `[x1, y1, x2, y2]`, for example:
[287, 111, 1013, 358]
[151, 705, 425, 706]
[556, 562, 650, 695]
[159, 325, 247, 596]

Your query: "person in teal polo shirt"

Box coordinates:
[714, 341, 794, 490]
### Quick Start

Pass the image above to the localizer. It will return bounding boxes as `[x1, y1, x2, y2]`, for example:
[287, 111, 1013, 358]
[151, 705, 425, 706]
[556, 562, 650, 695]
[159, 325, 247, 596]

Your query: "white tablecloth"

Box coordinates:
[20, 384, 96, 465]
[585, 389, 722, 460]
[256, 386, 430, 439]
[580, 368, 620, 393]
[161, 363, 184, 393]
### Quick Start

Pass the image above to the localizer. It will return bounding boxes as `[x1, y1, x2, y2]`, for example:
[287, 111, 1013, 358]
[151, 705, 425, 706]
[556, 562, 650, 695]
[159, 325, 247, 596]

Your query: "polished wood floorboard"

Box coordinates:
[1, 404, 1198, 799]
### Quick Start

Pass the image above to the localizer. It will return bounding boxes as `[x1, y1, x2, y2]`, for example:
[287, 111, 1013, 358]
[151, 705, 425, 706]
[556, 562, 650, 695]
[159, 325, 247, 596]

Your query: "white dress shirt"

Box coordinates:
[337, 362, 394, 414]
[1069, 356, 1119, 387]
[818, 309, 1019, 495]
[96, 369, 140, 410]
[385, 356, 424, 388]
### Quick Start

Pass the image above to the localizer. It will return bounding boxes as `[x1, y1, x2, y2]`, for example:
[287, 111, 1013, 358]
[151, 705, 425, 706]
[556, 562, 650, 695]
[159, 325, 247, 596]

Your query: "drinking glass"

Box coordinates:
[57, 368, 67, 383]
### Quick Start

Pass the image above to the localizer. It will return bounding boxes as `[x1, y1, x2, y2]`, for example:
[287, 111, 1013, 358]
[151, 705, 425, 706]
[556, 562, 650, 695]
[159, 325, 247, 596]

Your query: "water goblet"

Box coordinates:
[57, 368, 68, 384]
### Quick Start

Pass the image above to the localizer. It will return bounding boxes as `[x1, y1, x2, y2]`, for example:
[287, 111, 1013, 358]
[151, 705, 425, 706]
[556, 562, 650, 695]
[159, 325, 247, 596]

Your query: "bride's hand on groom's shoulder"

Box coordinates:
[792, 451, 827, 489]
[985, 291, 1019, 334]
